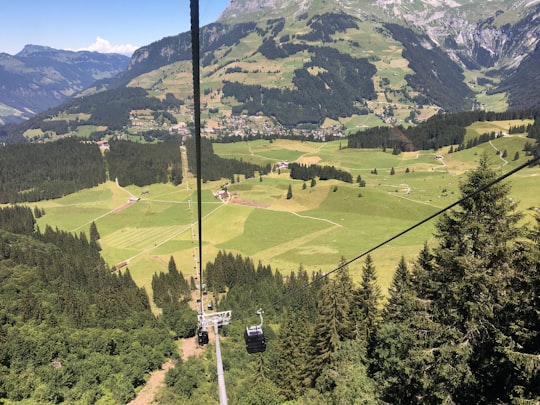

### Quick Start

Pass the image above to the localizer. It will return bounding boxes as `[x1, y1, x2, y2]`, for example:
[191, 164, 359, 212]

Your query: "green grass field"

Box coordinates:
[29, 129, 539, 296]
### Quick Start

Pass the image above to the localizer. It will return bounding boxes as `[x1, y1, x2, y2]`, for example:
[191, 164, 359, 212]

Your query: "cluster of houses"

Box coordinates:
[211, 114, 345, 141]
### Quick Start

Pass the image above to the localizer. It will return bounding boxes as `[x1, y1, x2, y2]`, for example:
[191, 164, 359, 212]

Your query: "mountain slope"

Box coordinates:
[118, 0, 539, 121]
[3, 0, 540, 140]
[0, 45, 129, 124]
[495, 41, 540, 110]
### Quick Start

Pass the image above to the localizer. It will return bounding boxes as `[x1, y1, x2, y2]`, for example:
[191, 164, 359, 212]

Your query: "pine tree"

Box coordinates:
[89, 221, 101, 250]
[370, 255, 415, 403]
[372, 254, 457, 404]
[286, 184, 293, 199]
[274, 309, 312, 399]
[502, 213, 540, 401]
[382, 256, 411, 323]
[388, 153, 540, 403]
[324, 339, 379, 404]
[351, 254, 381, 343]
[310, 265, 354, 388]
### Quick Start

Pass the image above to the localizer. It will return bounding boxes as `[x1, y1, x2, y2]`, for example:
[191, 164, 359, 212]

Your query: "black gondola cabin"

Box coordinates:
[198, 327, 209, 345]
[244, 325, 266, 354]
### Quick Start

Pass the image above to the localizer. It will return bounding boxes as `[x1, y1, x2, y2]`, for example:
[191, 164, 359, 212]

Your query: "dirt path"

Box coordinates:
[180, 332, 215, 360]
[127, 334, 210, 405]
[128, 359, 174, 405]
[489, 140, 508, 166]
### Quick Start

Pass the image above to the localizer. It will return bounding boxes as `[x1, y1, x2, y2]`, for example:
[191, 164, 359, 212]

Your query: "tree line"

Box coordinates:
[297, 12, 359, 43]
[223, 45, 376, 126]
[106, 139, 183, 187]
[0, 137, 183, 203]
[348, 108, 540, 152]
[288, 162, 353, 183]
[0, 137, 106, 203]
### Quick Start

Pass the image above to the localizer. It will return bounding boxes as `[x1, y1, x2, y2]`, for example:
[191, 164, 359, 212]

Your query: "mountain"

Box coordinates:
[119, 0, 540, 123]
[0, 45, 129, 124]
[221, 0, 539, 70]
[3, 0, 540, 141]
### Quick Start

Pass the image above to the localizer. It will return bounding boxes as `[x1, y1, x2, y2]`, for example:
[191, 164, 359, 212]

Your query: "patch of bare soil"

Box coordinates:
[112, 201, 134, 213]
[230, 198, 270, 208]
[128, 359, 174, 405]
[180, 334, 213, 360]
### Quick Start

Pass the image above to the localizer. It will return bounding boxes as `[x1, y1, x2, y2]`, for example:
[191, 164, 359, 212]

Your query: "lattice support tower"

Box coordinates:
[199, 310, 232, 405]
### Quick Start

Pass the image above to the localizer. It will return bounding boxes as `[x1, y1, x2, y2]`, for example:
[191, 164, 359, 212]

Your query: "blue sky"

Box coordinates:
[0, 0, 230, 56]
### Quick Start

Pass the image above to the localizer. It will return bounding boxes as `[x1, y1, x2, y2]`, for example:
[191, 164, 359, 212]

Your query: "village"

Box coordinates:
[129, 105, 347, 142]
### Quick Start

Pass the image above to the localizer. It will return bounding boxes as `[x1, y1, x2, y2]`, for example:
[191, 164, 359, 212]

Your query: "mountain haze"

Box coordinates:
[0, 45, 129, 124]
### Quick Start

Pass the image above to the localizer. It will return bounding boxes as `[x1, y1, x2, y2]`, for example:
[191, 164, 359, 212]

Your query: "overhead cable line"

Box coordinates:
[190, 0, 204, 311]
[190, 2, 231, 404]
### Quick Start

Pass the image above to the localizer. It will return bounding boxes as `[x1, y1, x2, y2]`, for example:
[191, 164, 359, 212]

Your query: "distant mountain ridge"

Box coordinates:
[3, 0, 540, 140]
[0, 45, 129, 124]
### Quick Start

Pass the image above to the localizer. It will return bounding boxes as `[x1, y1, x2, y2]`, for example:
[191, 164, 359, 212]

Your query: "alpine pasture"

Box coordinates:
[33, 135, 539, 298]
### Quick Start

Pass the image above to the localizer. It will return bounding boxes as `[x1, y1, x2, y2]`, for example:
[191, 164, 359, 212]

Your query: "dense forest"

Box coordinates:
[185, 136, 271, 182]
[384, 23, 475, 112]
[106, 139, 183, 187]
[0, 138, 106, 203]
[0, 137, 184, 203]
[297, 12, 360, 43]
[156, 156, 539, 404]
[492, 41, 540, 111]
[0, 149, 538, 402]
[0, 206, 178, 403]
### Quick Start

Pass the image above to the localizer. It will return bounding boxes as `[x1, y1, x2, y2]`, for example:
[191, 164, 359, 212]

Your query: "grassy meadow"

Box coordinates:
[30, 129, 539, 298]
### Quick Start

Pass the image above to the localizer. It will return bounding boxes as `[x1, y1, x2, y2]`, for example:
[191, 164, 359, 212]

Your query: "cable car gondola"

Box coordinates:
[197, 326, 209, 346]
[244, 309, 266, 354]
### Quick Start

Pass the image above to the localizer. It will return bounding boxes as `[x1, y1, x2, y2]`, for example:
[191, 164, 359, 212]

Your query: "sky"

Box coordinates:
[0, 0, 230, 56]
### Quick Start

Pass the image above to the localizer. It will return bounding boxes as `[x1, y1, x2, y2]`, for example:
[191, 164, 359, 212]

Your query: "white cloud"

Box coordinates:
[79, 37, 138, 56]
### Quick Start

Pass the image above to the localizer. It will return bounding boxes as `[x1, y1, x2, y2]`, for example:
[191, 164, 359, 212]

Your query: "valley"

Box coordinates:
[0, 1, 539, 402]
[30, 131, 539, 300]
